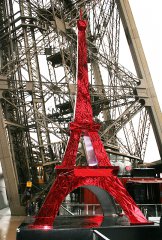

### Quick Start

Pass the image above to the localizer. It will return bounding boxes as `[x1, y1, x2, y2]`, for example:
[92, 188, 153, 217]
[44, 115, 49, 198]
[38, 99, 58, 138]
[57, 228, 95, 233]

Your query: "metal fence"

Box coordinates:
[59, 203, 162, 219]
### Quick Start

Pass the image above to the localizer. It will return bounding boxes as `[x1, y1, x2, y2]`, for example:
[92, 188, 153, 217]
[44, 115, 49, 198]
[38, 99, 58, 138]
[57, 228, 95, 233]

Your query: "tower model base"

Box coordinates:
[16, 215, 162, 240]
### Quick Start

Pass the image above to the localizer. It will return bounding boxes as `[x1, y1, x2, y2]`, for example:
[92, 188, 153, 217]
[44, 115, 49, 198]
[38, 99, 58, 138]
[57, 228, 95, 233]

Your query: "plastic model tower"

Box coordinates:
[32, 13, 148, 228]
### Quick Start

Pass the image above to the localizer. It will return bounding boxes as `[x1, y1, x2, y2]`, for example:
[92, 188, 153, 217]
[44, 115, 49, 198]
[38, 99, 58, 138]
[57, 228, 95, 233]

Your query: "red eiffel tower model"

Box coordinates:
[32, 12, 149, 229]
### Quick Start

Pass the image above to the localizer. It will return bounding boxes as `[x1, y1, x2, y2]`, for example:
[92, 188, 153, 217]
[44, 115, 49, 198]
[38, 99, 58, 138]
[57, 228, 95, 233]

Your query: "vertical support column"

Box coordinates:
[92, 62, 111, 121]
[116, 0, 162, 159]
[0, 104, 24, 215]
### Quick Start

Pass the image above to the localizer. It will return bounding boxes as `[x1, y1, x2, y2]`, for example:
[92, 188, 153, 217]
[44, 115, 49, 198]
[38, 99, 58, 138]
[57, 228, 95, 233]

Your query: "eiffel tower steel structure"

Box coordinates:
[0, 0, 162, 215]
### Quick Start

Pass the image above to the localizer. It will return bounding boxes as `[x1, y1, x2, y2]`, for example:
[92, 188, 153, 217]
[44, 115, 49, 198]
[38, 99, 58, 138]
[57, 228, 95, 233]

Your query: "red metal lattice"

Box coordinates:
[31, 16, 149, 228]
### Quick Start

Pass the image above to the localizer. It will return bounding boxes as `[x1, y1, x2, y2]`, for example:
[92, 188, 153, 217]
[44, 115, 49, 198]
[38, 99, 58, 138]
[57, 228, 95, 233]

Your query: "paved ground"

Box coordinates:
[0, 208, 25, 240]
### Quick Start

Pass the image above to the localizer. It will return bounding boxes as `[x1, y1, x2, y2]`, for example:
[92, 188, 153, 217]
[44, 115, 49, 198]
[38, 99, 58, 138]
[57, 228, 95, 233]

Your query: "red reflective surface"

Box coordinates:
[31, 17, 149, 229]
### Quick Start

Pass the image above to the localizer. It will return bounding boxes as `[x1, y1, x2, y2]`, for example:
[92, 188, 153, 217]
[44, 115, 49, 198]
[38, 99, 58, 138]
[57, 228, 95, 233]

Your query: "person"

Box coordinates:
[25, 188, 32, 216]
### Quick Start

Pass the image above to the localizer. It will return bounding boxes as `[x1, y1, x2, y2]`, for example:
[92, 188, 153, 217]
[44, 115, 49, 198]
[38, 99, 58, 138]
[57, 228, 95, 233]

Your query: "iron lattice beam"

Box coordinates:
[0, 0, 160, 213]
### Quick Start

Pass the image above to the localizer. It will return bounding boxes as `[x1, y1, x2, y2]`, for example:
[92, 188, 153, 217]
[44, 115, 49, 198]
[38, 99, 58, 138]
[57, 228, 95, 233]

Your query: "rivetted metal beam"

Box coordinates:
[116, 0, 162, 160]
[0, 103, 25, 215]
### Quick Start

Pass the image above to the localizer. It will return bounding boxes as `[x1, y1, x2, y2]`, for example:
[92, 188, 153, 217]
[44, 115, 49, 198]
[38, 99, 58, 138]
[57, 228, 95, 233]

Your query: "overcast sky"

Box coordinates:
[129, 0, 162, 109]
[120, 0, 162, 162]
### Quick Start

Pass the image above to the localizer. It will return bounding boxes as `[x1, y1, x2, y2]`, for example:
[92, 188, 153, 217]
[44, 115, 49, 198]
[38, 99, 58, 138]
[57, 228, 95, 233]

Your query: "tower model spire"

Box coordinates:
[59, 13, 111, 168]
